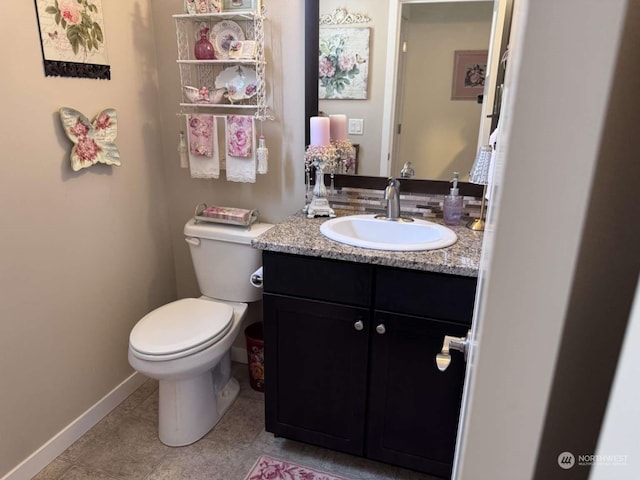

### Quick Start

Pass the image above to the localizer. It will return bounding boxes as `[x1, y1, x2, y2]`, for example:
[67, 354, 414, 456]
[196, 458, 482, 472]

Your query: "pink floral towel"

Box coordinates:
[188, 114, 214, 156]
[226, 115, 253, 158]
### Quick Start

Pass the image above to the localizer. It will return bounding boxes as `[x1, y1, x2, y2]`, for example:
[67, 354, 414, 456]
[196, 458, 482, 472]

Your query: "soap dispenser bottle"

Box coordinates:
[443, 172, 463, 225]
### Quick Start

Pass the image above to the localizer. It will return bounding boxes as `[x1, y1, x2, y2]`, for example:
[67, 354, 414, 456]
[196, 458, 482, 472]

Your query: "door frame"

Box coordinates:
[451, 0, 636, 478]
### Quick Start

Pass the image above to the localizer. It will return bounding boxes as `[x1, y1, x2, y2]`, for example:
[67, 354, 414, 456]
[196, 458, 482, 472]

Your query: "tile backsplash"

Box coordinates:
[327, 186, 482, 220]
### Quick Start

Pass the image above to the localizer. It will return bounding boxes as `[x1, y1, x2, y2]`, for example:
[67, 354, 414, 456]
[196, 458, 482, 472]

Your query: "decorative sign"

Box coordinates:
[59, 108, 120, 171]
[319, 27, 370, 100]
[228, 40, 257, 60]
[34, 0, 111, 80]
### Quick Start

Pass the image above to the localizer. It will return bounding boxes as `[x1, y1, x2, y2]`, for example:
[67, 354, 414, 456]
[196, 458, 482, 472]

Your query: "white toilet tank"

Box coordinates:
[184, 219, 273, 303]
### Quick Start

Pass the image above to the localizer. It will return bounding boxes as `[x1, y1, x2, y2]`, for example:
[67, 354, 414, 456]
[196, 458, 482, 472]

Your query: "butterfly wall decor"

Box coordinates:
[59, 107, 120, 171]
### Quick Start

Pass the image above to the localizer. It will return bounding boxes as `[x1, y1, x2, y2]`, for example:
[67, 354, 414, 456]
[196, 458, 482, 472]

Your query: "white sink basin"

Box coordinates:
[320, 214, 457, 251]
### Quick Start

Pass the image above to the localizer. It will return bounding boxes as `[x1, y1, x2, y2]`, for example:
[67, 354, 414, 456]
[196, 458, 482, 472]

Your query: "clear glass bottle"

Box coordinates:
[443, 172, 463, 225]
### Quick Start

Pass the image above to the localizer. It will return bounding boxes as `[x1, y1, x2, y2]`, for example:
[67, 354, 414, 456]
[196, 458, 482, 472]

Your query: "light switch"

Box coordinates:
[348, 118, 364, 135]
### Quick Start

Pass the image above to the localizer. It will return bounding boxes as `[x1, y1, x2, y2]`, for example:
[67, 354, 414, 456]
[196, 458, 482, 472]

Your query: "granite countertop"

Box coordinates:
[252, 211, 483, 277]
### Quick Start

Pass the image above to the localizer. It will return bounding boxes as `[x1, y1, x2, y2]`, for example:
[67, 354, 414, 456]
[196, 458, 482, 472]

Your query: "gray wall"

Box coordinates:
[0, 0, 305, 476]
[0, 1, 176, 475]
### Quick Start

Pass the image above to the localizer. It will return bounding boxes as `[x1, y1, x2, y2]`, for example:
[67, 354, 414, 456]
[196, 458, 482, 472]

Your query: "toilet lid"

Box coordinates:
[129, 298, 234, 358]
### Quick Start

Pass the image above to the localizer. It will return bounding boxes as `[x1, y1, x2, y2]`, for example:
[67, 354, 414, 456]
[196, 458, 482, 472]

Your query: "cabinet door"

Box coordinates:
[264, 294, 370, 455]
[367, 311, 469, 478]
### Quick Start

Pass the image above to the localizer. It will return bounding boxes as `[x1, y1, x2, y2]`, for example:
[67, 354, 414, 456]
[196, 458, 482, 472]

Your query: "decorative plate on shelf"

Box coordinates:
[211, 20, 245, 59]
[214, 65, 257, 102]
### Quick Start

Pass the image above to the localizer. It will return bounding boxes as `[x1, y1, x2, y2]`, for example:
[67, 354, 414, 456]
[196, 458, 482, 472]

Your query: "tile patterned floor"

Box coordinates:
[33, 363, 438, 480]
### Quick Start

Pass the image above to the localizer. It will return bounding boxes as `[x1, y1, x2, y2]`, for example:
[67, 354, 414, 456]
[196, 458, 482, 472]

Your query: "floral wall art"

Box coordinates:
[451, 50, 488, 100]
[319, 27, 370, 100]
[34, 0, 111, 79]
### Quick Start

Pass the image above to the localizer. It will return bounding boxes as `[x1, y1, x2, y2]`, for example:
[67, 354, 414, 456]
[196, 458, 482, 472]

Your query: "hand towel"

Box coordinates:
[186, 114, 219, 179]
[225, 115, 256, 183]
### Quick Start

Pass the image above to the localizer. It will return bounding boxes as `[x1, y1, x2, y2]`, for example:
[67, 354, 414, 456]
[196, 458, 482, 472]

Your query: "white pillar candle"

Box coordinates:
[310, 116, 330, 146]
[329, 114, 347, 141]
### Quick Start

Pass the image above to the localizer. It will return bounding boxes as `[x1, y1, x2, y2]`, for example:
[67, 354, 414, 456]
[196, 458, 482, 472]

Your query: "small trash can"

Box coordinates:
[244, 322, 264, 392]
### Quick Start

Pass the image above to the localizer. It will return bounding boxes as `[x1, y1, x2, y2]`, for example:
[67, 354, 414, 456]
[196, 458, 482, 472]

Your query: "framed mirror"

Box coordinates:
[305, 0, 513, 192]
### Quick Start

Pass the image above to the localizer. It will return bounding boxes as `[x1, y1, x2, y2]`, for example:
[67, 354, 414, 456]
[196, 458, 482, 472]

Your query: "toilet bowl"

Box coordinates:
[129, 298, 247, 446]
[128, 219, 273, 447]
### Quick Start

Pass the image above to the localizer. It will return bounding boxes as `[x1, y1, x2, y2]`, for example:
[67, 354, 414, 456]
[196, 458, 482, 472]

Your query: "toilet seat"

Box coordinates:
[129, 298, 234, 361]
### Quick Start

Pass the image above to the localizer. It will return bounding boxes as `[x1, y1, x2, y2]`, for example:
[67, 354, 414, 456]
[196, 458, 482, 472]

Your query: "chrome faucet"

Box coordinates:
[384, 177, 401, 219]
[400, 161, 415, 179]
[375, 178, 413, 222]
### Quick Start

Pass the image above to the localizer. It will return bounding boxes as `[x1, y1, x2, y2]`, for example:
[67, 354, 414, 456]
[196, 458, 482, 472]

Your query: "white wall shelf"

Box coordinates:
[177, 59, 263, 65]
[178, 103, 259, 109]
[172, 12, 256, 21]
[174, 7, 271, 121]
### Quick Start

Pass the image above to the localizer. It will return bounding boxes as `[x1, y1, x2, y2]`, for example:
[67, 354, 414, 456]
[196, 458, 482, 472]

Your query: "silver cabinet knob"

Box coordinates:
[376, 324, 386, 335]
[354, 320, 364, 331]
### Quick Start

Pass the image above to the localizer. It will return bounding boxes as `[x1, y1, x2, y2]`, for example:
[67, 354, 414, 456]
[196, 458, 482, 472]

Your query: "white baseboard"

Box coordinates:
[1, 372, 147, 480]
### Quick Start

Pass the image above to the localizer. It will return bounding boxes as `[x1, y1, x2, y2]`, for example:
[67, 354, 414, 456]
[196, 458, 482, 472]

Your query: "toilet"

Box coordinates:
[128, 218, 273, 447]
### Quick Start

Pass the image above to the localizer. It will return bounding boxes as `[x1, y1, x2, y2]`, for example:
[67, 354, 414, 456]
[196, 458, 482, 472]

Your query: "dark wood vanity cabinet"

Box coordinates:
[262, 251, 477, 478]
[367, 311, 469, 477]
[263, 295, 370, 454]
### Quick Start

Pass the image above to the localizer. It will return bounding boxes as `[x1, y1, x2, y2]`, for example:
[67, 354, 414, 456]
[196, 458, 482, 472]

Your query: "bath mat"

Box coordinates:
[244, 455, 353, 480]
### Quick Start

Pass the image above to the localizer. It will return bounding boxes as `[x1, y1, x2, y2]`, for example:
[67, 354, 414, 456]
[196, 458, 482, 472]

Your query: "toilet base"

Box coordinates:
[157, 358, 240, 447]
